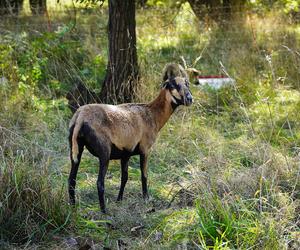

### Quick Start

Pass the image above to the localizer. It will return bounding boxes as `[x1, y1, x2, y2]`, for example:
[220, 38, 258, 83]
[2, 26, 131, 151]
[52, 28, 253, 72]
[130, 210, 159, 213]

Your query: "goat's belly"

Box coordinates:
[109, 128, 142, 153]
[110, 143, 141, 159]
[109, 132, 142, 159]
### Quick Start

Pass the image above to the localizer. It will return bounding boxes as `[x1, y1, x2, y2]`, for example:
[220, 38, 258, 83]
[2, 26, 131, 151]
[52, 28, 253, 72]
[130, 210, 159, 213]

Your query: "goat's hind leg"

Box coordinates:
[97, 157, 109, 213]
[68, 141, 84, 206]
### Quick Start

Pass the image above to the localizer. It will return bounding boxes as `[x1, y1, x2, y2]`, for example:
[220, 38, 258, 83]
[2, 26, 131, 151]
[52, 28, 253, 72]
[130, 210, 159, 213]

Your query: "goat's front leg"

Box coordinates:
[117, 156, 130, 201]
[97, 158, 109, 213]
[140, 153, 149, 199]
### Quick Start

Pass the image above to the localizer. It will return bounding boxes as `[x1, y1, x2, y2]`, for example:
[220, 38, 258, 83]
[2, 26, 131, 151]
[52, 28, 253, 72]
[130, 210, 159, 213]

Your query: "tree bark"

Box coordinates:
[100, 0, 139, 104]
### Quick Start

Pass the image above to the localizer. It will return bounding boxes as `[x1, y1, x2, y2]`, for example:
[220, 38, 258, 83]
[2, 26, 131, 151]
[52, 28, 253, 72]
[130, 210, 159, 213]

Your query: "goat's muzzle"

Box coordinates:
[184, 92, 193, 106]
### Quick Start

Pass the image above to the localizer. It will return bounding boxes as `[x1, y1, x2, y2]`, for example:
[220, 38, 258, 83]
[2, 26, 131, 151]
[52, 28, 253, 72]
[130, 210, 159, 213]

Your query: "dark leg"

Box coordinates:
[68, 143, 84, 205]
[97, 158, 109, 213]
[117, 157, 130, 201]
[140, 153, 149, 199]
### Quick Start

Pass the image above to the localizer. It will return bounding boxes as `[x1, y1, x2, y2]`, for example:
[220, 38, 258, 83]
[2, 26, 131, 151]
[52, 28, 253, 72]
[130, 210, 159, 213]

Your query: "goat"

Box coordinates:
[68, 63, 193, 213]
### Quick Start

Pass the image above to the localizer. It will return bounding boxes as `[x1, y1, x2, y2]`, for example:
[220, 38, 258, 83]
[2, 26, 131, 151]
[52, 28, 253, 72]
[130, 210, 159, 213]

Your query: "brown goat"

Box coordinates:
[68, 63, 193, 213]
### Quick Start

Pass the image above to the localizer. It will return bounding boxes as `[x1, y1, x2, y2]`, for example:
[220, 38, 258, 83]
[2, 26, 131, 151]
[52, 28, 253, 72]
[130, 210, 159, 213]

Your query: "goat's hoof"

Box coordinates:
[101, 208, 107, 214]
[116, 197, 122, 202]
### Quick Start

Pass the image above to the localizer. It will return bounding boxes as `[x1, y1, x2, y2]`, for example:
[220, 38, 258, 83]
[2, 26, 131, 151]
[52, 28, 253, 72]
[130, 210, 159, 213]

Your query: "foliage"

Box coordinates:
[249, 0, 300, 14]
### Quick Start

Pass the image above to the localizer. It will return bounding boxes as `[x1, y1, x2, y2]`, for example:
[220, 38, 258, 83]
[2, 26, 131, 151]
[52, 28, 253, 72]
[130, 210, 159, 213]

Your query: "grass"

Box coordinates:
[0, 1, 300, 249]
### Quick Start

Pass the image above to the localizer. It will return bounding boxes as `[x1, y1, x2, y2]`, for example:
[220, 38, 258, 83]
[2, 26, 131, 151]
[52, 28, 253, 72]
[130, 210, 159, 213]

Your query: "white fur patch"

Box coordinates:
[170, 89, 181, 104]
[171, 95, 177, 104]
[72, 153, 78, 164]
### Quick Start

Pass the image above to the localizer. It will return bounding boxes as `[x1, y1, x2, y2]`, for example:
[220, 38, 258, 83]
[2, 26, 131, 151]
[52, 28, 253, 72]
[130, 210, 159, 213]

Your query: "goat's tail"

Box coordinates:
[71, 117, 83, 164]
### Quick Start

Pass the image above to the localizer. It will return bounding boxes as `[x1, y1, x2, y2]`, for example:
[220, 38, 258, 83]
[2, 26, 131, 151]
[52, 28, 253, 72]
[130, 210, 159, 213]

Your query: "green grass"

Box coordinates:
[0, 2, 300, 249]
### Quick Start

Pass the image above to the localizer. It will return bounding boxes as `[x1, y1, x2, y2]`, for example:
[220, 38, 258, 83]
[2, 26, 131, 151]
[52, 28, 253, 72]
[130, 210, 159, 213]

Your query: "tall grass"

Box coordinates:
[0, 158, 70, 244]
[0, 97, 72, 245]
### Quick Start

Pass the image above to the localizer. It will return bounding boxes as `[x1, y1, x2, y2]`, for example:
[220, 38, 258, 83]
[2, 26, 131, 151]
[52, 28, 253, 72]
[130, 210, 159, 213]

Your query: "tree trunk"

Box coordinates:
[100, 0, 139, 104]
[29, 0, 47, 15]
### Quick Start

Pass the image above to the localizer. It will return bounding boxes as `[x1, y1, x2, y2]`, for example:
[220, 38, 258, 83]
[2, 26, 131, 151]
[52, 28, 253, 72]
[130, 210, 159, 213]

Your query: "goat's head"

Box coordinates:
[163, 76, 193, 106]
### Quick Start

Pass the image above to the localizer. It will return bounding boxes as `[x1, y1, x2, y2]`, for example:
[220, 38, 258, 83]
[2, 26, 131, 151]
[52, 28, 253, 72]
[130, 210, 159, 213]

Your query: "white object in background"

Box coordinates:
[196, 76, 235, 90]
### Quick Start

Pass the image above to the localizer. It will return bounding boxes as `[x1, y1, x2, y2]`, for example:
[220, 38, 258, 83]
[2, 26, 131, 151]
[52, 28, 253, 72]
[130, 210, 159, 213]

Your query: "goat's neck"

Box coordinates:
[149, 89, 176, 131]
